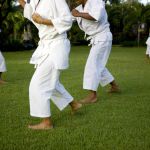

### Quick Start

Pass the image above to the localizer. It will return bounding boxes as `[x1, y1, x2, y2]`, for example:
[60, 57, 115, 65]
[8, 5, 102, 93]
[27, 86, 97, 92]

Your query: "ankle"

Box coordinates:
[110, 81, 118, 88]
[89, 91, 97, 98]
[69, 101, 77, 107]
[42, 118, 52, 126]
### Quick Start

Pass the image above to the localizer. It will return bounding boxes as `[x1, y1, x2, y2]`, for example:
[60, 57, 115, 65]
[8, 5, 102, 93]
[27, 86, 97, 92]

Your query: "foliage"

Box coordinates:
[107, 2, 150, 46]
[67, 1, 150, 46]
[0, 0, 25, 50]
[68, 22, 88, 45]
[1, 1, 150, 50]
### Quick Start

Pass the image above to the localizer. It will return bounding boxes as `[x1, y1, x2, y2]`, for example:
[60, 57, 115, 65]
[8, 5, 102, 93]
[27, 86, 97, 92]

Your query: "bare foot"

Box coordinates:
[28, 118, 53, 130]
[70, 101, 82, 114]
[80, 95, 97, 104]
[146, 54, 150, 59]
[108, 85, 121, 93]
[146, 55, 150, 62]
[28, 122, 53, 130]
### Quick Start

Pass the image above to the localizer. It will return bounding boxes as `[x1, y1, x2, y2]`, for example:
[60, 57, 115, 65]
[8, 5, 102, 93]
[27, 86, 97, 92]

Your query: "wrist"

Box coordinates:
[78, 12, 83, 18]
[38, 18, 43, 24]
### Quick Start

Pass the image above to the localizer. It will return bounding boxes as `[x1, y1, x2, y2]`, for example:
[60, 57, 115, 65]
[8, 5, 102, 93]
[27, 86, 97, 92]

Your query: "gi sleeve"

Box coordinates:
[87, 0, 105, 21]
[24, 3, 33, 21]
[146, 37, 150, 45]
[51, 0, 73, 34]
[23, 1, 40, 29]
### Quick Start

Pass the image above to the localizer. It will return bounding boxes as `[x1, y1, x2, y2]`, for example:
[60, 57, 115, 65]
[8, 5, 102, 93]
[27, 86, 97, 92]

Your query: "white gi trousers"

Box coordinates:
[146, 45, 150, 57]
[83, 40, 114, 91]
[0, 51, 7, 72]
[29, 55, 73, 118]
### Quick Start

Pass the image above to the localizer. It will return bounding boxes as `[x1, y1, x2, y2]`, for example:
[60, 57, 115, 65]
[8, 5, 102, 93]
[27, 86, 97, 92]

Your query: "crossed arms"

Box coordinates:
[18, 0, 53, 26]
[18, 0, 95, 26]
[72, 9, 96, 21]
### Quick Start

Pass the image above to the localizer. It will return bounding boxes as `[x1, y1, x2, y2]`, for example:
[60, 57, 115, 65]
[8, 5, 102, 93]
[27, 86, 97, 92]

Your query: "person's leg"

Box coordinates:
[0, 72, 6, 84]
[146, 54, 149, 59]
[51, 80, 82, 113]
[0, 52, 7, 84]
[28, 56, 82, 129]
[81, 40, 120, 104]
[0, 72, 4, 84]
[28, 58, 59, 129]
[69, 101, 82, 112]
[28, 117, 53, 130]
[80, 90, 97, 104]
[81, 43, 104, 104]
[0, 72, 2, 80]
[99, 68, 120, 93]
[146, 45, 150, 60]
[109, 80, 120, 93]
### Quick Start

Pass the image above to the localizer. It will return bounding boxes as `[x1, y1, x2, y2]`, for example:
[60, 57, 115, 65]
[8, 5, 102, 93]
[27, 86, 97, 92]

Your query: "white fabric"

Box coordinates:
[87, 32, 112, 46]
[29, 56, 73, 118]
[146, 37, 150, 46]
[0, 51, 7, 72]
[74, 0, 114, 91]
[30, 36, 71, 70]
[83, 40, 114, 91]
[75, 0, 111, 41]
[24, 0, 72, 39]
[23, 0, 72, 69]
[24, 3, 33, 20]
[146, 37, 150, 57]
[146, 45, 150, 57]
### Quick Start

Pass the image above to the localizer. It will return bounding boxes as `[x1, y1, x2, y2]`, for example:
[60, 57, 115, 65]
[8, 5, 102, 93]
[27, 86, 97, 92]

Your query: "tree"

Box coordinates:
[0, 0, 27, 50]
[106, 2, 150, 46]
[0, 0, 16, 50]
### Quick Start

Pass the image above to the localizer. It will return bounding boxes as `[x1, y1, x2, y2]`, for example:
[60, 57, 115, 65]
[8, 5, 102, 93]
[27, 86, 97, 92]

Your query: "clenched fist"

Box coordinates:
[32, 13, 43, 24]
[72, 9, 80, 17]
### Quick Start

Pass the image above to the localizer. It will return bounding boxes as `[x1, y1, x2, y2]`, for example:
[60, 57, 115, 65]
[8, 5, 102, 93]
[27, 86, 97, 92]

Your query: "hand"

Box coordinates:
[18, 0, 26, 8]
[72, 9, 80, 17]
[32, 13, 43, 24]
[18, 0, 25, 3]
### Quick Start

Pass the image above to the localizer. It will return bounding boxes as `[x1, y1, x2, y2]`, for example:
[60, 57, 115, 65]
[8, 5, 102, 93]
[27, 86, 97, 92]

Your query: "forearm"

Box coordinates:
[18, 0, 26, 8]
[32, 13, 53, 26]
[78, 12, 96, 21]
[41, 18, 53, 26]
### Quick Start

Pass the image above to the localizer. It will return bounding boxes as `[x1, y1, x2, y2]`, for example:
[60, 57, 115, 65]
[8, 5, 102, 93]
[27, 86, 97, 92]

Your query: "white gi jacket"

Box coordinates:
[75, 0, 112, 44]
[146, 36, 150, 56]
[24, 0, 72, 69]
[146, 37, 150, 46]
[0, 51, 6, 72]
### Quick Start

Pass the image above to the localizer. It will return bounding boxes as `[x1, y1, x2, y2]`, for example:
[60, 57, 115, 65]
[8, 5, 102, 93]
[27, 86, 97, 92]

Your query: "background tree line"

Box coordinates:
[0, 0, 150, 51]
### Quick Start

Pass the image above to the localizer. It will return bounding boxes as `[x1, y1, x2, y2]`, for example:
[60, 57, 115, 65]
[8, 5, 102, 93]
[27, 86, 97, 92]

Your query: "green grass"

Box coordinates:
[0, 46, 150, 150]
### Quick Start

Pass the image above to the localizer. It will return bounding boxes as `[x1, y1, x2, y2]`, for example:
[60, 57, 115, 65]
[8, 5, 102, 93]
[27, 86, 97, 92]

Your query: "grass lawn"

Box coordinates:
[0, 46, 150, 150]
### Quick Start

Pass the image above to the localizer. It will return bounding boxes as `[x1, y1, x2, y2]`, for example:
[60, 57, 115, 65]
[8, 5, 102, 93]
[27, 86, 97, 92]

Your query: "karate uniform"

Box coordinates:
[23, 0, 73, 118]
[0, 51, 7, 73]
[75, 0, 114, 91]
[146, 37, 150, 57]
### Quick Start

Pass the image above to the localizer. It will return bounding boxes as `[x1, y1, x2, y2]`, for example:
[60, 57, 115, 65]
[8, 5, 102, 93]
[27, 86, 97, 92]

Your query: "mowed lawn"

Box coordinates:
[0, 46, 150, 150]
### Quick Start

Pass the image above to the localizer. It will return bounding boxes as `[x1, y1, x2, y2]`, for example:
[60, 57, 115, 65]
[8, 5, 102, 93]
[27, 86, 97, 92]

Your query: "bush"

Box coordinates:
[69, 23, 87, 45]
[121, 41, 137, 47]
[3, 39, 24, 51]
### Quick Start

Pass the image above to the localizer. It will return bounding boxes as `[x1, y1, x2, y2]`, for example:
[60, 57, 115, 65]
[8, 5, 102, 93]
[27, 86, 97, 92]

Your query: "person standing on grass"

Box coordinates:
[72, 0, 120, 104]
[0, 51, 7, 84]
[18, 0, 82, 130]
[146, 32, 150, 59]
